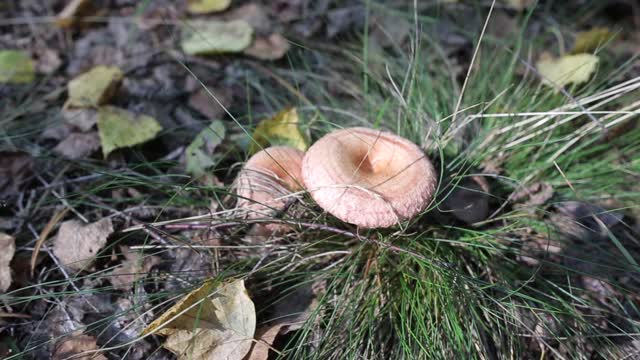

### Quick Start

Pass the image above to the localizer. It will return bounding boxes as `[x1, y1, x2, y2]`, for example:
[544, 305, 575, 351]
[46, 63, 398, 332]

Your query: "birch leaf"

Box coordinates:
[249, 108, 308, 154]
[97, 106, 162, 157]
[537, 54, 599, 89]
[181, 20, 253, 55]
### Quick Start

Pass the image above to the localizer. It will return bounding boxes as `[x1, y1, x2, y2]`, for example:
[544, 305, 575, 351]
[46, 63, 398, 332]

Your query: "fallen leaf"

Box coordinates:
[244, 33, 290, 60]
[53, 218, 113, 271]
[188, 88, 232, 119]
[65, 66, 124, 108]
[34, 48, 62, 74]
[442, 176, 491, 224]
[224, 3, 271, 34]
[0, 151, 33, 198]
[0, 50, 35, 84]
[61, 108, 98, 131]
[53, 334, 107, 360]
[181, 20, 254, 55]
[109, 246, 161, 291]
[185, 120, 226, 177]
[97, 106, 162, 157]
[187, 0, 231, 14]
[555, 201, 623, 229]
[512, 182, 554, 209]
[55, 0, 93, 28]
[536, 53, 599, 89]
[53, 132, 101, 159]
[245, 324, 285, 360]
[144, 279, 256, 360]
[571, 27, 615, 54]
[248, 108, 308, 154]
[0, 233, 15, 293]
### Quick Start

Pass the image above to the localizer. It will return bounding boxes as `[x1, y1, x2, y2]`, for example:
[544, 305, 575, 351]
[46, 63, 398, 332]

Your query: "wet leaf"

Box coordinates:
[0, 50, 35, 84]
[66, 66, 123, 108]
[53, 132, 101, 159]
[52, 218, 113, 271]
[53, 334, 107, 360]
[109, 246, 161, 291]
[97, 106, 162, 157]
[537, 53, 599, 89]
[249, 108, 308, 154]
[244, 33, 290, 60]
[187, 0, 231, 14]
[571, 27, 615, 54]
[0, 233, 15, 293]
[181, 20, 253, 55]
[143, 279, 256, 360]
[185, 120, 226, 177]
[55, 0, 93, 28]
[0, 151, 33, 198]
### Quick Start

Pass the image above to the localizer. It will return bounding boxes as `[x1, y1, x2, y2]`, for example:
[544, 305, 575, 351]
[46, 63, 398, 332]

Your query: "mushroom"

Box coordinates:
[235, 146, 304, 220]
[301, 127, 437, 228]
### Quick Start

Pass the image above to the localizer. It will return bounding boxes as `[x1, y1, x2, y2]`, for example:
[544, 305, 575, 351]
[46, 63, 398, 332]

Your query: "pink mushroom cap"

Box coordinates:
[235, 146, 304, 218]
[301, 127, 437, 228]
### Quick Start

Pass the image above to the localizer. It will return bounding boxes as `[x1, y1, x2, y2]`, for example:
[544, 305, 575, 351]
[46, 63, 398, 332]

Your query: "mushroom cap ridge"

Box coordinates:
[301, 127, 437, 228]
[235, 146, 304, 216]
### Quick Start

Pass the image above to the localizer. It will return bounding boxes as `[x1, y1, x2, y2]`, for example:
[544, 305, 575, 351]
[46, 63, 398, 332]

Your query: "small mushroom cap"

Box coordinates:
[302, 127, 437, 228]
[235, 146, 304, 218]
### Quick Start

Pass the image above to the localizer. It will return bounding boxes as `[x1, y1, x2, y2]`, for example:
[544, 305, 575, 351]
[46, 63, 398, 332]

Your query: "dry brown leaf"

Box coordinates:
[53, 218, 113, 271]
[35, 48, 62, 74]
[53, 334, 107, 360]
[188, 88, 232, 119]
[0, 151, 33, 198]
[144, 279, 256, 360]
[61, 108, 98, 132]
[244, 34, 290, 61]
[109, 246, 161, 291]
[223, 3, 270, 34]
[0, 233, 15, 292]
[245, 324, 285, 360]
[512, 182, 553, 209]
[53, 132, 101, 159]
[31, 208, 69, 277]
[56, 0, 93, 28]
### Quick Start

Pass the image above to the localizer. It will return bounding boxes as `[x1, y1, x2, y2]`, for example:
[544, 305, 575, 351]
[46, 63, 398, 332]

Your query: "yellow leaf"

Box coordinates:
[187, 0, 231, 14]
[502, 0, 535, 10]
[536, 54, 599, 90]
[66, 66, 123, 108]
[143, 279, 256, 360]
[0, 50, 35, 84]
[571, 27, 615, 54]
[181, 20, 253, 55]
[249, 108, 308, 154]
[97, 106, 162, 157]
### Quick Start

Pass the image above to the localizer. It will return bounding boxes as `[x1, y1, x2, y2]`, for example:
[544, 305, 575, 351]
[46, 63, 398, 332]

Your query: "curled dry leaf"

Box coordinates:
[53, 334, 107, 360]
[0, 233, 15, 292]
[109, 246, 161, 291]
[0, 50, 35, 84]
[188, 87, 232, 119]
[244, 33, 290, 61]
[550, 201, 623, 241]
[53, 218, 113, 271]
[65, 66, 124, 108]
[181, 20, 254, 55]
[536, 53, 599, 90]
[0, 151, 33, 198]
[97, 106, 163, 157]
[224, 3, 271, 34]
[143, 279, 256, 360]
[53, 132, 101, 160]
